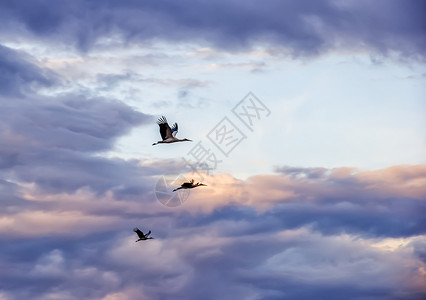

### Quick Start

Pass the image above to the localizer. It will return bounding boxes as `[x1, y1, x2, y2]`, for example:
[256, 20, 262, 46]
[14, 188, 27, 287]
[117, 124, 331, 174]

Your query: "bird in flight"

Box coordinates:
[133, 227, 154, 242]
[173, 179, 207, 192]
[152, 116, 192, 145]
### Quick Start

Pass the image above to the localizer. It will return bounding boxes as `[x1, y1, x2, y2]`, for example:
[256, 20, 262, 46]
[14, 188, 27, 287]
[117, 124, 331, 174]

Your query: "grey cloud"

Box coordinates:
[275, 165, 329, 178]
[1, 96, 150, 153]
[0, 94, 155, 194]
[410, 238, 426, 263]
[94, 72, 138, 92]
[10, 150, 152, 195]
[177, 228, 423, 299]
[0, 0, 425, 59]
[1, 38, 425, 300]
[270, 199, 426, 238]
[273, 166, 426, 238]
[93, 72, 210, 101]
[177, 165, 426, 239]
[2, 221, 422, 300]
[176, 196, 426, 239]
[1, 169, 426, 299]
[0, 178, 32, 213]
[0, 45, 58, 96]
[0, 46, 156, 197]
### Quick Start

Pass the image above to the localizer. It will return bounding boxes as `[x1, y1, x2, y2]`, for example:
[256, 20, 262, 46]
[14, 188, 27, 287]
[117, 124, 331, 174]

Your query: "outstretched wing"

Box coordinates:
[145, 230, 151, 237]
[157, 116, 173, 140]
[133, 227, 145, 239]
[171, 123, 178, 137]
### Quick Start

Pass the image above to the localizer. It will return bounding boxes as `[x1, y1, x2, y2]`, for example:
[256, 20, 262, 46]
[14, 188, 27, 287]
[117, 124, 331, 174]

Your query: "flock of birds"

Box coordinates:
[134, 116, 206, 242]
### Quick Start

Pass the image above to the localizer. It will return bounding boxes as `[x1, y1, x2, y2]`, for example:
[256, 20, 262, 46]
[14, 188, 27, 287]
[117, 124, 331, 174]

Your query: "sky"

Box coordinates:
[0, 0, 425, 299]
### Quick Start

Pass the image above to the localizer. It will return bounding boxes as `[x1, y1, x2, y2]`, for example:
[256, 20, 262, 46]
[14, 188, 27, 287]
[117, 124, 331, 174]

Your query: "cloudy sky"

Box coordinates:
[0, 0, 425, 299]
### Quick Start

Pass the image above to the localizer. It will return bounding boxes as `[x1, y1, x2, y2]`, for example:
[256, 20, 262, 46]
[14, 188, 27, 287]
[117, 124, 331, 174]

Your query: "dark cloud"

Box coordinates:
[0, 45, 58, 96]
[266, 166, 426, 238]
[169, 165, 426, 240]
[0, 57, 175, 300]
[0, 0, 425, 59]
[2, 218, 423, 300]
[175, 196, 426, 240]
[1, 167, 426, 299]
[9, 150, 153, 195]
[0, 178, 33, 214]
[0, 45, 157, 196]
[0, 96, 150, 153]
[0, 44, 169, 299]
[271, 199, 426, 238]
[0, 93, 155, 194]
[0, 30, 425, 300]
[410, 238, 426, 263]
[239, 274, 393, 300]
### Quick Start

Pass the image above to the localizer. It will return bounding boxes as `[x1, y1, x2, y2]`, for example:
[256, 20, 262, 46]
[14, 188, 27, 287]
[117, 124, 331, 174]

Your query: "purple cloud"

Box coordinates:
[0, 2, 425, 299]
[0, 45, 58, 96]
[1, 165, 426, 299]
[0, 0, 425, 59]
[0, 46, 157, 198]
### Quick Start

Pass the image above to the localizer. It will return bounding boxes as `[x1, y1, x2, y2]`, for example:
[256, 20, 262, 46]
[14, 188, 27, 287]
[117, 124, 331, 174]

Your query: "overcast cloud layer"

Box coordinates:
[1, 1, 425, 299]
[0, 0, 425, 59]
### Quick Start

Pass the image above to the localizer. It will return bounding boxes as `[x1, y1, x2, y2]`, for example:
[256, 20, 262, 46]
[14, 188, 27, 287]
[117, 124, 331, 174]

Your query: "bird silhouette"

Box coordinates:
[133, 227, 154, 242]
[173, 179, 207, 192]
[152, 116, 192, 145]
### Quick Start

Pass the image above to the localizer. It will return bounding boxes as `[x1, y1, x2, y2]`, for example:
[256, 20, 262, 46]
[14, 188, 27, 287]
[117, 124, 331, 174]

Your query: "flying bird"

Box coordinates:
[152, 116, 192, 145]
[133, 227, 154, 242]
[173, 179, 207, 192]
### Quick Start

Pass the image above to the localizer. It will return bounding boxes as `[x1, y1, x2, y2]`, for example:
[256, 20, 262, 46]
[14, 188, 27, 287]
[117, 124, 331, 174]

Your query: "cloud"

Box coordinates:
[94, 72, 210, 91]
[1, 96, 149, 152]
[0, 45, 58, 96]
[1, 13, 425, 299]
[0, 46, 157, 197]
[0, 93, 155, 194]
[1, 166, 425, 299]
[31, 249, 65, 278]
[275, 165, 329, 178]
[0, 0, 425, 59]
